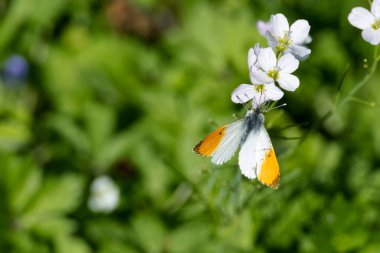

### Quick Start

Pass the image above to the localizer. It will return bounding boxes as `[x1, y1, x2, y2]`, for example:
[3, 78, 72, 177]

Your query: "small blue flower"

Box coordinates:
[2, 55, 29, 87]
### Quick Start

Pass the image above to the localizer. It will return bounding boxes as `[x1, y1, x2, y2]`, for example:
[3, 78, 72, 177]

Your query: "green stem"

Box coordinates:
[276, 50, 283, 59]
[349, 96, 378, 107]
[294, 45, 380, 148]
[339, 46, 380, 108]
[169, 161, 221, 221]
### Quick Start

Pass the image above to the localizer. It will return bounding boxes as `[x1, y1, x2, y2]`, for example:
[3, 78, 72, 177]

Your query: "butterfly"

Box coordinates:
[193, 106, 280, 189]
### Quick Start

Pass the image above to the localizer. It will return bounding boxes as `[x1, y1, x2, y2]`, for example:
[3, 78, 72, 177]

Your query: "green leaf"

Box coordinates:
[9, 159, 43, 214]
[0, 120, 31, 150]
[46, 114, 90, 153]
[94, 132, 131, 173]
[84, 103, 115, 158]
[332, 232, 368, 253]
[32, 217, 77, 238]
[167, 222, 213, 253]
[20, 174, 84, 229]
[54, 235, 91, 253]
[132, 213, 166, 253]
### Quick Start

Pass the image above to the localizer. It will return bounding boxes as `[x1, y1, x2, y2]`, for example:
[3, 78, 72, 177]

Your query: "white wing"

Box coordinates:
[211, 119, 246, 165]
[238, 124, 272, 179]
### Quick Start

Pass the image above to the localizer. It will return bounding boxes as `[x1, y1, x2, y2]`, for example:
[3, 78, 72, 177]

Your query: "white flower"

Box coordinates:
[238, 45, 284, 107]
[257, 20, 271, 37]
[248, 44, 275, 85]
[231, 82, 283, 108]
[251, 47, 300, 91]
[88, 176, 120, 213]
[348, 0, 380, 45]
[258, 19, 312, 45]
[267, 13, 311, 59]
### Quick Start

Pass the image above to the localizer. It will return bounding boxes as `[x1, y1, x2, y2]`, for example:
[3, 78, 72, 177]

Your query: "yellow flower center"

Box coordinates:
[276, 32, 292, 53]
[254, 84, 265, 93]
[372, 20, 380, 30]
[268, 69, 279, 80]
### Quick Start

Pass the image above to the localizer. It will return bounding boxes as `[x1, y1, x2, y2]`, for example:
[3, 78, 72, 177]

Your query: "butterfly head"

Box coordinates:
[246, 102, 267, 119]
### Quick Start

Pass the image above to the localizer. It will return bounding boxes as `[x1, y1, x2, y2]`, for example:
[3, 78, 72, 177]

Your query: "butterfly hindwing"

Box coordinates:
[255, 126, 280, 189]
[257, 145, 280, 189]
[238, 123, 280, 188]
[238, 128, 258, 179]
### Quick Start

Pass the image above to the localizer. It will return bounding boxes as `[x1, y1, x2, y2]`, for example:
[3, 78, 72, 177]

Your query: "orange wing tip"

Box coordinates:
[193, 126, 226, 157]
[258, 174, 280, 189]
[193, 142, 210, 157]
[264, 175, 280, 189]
[258, 147, 280, 189]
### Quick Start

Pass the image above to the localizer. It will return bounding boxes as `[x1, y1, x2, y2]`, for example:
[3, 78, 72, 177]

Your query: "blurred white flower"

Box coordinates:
[251, 47, 300, 92]
[256, 20, 271, 37]
[231, 82, 283, 108]
[88, 176, 120, 213]
[266, 13, 311, 59]
[348, 0, 380, 45]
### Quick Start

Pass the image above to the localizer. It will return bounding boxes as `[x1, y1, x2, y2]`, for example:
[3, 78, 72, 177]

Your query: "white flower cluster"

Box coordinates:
[348, 0, 380, 45]
[231, 13, 311, 108]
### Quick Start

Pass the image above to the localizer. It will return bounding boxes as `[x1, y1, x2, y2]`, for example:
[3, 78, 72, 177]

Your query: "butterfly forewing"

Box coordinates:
[193, 126, 226, 157]
[193, 119, 246, 165]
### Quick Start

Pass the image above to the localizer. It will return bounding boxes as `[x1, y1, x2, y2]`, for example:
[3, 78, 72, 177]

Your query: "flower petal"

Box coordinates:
[348, 7, 375, 29]
[362, 27, 380, 45]
[290, 20, 311, 45]
[371, 0, 380, 18]
[277, 73, 300, 91]
[270, 13, 289, 38]
[304, 35, 312, 44]
[250, 67, 273, 84]
[257, 20, 270, 37]
[248, 44, 262, 70]
[288, 44, 311, 59]
[267, 32, 278, 49]
[257, 47, 277, 72]
[248, 48, 257, 69]
[253, 43, 261, 56]
[251, 92, 268, 108]
[264, 83, 284, 101]
[231, 84, 255, 103]
[278, 53, 299, 73]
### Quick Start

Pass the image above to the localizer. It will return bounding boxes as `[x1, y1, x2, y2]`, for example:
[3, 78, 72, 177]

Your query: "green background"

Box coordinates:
[0, 0, 379, 252]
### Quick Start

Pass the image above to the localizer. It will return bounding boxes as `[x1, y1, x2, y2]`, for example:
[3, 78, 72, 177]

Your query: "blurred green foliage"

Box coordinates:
[0, 0, 380, 252]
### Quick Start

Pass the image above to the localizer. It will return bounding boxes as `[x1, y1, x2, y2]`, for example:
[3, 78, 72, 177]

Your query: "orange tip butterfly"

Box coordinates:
[193, 107, 280, 189]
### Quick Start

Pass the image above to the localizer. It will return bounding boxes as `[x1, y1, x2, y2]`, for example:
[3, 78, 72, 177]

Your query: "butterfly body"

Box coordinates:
[193, 109, 280, 189]
[240, 109, 264, 144]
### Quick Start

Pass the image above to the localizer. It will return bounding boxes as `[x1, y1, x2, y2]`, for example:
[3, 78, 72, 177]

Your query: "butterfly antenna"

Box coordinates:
[236, 94, 250, 111]
[264, 103, 287, 113]
[266, 102, 273, 111]
[262, 99, 271, 112]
